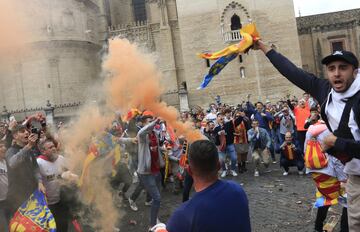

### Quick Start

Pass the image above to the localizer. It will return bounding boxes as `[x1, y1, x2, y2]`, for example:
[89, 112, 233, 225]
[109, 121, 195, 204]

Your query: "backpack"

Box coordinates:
[304, 123, 328, 169]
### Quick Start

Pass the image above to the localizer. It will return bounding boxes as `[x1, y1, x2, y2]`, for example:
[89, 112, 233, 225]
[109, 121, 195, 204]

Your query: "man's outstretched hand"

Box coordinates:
[252, 40, 271, 54]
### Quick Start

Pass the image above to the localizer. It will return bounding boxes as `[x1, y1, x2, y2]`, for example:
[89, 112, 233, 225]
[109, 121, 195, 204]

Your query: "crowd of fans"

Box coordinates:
[2, 33, 360, 232]
[0, 91, 321, 232]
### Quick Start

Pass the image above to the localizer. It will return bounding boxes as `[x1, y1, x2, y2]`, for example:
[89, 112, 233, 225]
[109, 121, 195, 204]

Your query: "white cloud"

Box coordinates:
[293, 0, 360, 16]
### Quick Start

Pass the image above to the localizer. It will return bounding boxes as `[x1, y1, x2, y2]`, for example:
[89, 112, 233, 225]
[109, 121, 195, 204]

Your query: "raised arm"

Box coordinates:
[255, 41, 330, 103]
[137, 119, 158, 140]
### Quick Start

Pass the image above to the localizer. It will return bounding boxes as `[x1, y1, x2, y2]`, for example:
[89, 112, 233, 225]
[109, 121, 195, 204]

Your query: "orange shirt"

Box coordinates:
[293, 105, 310, 131]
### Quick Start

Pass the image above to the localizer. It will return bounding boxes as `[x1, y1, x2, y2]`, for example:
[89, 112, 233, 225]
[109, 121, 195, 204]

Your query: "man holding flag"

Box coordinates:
[255, 39, 360, 231]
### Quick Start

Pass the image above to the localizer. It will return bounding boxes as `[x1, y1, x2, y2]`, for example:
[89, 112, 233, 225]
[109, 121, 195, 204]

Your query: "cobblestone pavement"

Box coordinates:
[117, 161, 343, 232]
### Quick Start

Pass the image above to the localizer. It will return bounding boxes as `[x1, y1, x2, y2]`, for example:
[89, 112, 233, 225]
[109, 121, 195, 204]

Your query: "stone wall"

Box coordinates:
[176, 0, 303, 108]
[297, 9, 360, 78]
[0, 0, 104, 113]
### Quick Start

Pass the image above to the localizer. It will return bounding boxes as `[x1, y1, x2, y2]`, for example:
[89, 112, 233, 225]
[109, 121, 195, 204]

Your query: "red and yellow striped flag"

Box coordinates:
[312, 173, 344, 207]
[305, 140, 328, 169]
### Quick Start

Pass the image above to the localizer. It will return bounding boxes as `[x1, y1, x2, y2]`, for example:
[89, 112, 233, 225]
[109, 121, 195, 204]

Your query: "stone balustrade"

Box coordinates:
[108, 21, 150, 42]
[223, 30, 243, 43]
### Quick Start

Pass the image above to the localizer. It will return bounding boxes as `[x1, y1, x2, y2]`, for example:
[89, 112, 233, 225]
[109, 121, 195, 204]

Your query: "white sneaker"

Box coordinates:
[132, 173, 139, 183]
[283, 171, 289, 176]
[254, 170, 259, 177]
[220, 171, 227, 178]
[128, 198, 138, 211]
[298, 171, 304, 175]
[145, 199, 153, 206]
[230, 170, 238, 177]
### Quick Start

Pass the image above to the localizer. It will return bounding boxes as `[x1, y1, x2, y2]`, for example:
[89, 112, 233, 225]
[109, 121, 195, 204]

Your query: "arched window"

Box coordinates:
[133, 0, 147, 22]
[230, 14, 242, 31]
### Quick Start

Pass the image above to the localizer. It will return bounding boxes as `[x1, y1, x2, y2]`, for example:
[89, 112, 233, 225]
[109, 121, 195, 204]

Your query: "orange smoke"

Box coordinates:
[103, 39, 203, 142]
[0, 1, 29, 55]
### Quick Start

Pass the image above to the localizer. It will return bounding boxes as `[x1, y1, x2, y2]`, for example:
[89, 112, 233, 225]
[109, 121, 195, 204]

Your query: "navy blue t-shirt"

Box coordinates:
[167, 180, 251, 232]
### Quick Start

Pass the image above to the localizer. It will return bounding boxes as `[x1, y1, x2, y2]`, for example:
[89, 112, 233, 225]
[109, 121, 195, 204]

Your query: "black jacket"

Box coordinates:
[6, 144, 40, 211]
[213, 117, 246, 146]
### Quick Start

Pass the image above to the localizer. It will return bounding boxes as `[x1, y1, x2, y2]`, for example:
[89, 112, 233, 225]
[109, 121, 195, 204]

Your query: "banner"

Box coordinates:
[9, 190, 56, 232]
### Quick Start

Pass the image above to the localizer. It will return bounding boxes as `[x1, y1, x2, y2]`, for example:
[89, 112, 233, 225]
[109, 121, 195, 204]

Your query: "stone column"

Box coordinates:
[178, 87, 189, 112]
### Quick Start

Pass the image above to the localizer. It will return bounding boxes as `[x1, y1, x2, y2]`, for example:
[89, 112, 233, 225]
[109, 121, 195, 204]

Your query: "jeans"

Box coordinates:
[130, 181, 152, 202]
[0, 200, 10, 232]
[296, 130, 307, 152]
[138, 173, 161, 227]
[280, 157, 304, 172]
[218, 144, 237, 171]
[252, 148, 270, 170]
[273, 128, 281, 154]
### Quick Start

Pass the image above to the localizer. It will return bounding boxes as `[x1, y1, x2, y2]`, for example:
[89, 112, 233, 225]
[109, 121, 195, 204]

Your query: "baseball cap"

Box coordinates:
[12, 124, 27, 134]
[321, 50, 359, 69]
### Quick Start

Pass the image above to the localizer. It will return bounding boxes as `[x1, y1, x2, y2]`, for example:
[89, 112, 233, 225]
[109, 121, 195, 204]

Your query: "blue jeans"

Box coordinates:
[138, 173, 161, 227]
[218, 144, 237, 171]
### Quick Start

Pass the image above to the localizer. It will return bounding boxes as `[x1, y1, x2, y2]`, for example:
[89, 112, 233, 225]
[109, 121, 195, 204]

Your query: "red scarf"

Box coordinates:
[38, 155, 51, 161]
[283, 145, 295, 160]
[149, 132, 160, 174]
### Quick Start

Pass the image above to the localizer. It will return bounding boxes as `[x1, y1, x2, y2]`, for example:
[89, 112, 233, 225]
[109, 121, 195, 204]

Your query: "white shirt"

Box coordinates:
[37, 155, 67, 205]
[0, 159, 8, 201]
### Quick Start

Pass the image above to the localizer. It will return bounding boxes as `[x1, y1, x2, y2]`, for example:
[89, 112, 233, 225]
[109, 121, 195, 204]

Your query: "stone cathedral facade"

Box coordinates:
[0, 0, 303, 119]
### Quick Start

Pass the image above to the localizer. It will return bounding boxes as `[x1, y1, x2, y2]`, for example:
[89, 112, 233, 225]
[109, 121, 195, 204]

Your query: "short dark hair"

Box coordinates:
[255, 101, 263, 106]
[310, 106, 319, 112]
[38, 139, 54, 152]
[188, 140, 218, 178]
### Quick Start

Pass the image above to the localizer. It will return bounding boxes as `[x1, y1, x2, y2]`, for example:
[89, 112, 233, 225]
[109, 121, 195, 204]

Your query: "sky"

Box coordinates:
[293, 0, 360, 16]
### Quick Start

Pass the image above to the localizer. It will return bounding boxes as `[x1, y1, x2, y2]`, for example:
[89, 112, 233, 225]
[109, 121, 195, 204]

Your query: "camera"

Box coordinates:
[31, 127, 41, 136]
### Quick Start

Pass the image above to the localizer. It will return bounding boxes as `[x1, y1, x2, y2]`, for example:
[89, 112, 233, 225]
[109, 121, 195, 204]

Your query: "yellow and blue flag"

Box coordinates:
[9, 190, 56, 232]
[198, 53, 238, 89]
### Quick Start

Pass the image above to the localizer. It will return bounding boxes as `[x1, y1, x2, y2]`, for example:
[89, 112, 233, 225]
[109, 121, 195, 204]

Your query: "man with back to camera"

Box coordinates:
[255, 40, 360, 231]
[166, 140, 251, 232]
